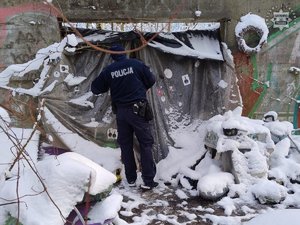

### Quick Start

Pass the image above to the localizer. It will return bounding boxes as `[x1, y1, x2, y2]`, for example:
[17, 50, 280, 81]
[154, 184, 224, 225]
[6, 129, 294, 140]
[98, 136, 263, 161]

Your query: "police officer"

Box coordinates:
[91, 44, 158, 190]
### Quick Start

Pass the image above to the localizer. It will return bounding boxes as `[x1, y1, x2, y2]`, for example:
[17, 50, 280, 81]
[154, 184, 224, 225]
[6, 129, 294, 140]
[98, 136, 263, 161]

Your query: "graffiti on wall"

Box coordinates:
[0, 3, 59, 70]
[235, 5, 300, 123]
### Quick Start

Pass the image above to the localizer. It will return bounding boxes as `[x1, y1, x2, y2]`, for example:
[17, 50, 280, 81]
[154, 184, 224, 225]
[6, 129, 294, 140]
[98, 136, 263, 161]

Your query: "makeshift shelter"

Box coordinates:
[0, 28, 241, 166]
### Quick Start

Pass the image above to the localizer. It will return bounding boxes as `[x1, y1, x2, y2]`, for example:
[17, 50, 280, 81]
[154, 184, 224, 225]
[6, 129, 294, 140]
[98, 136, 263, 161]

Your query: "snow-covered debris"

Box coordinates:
[0, 152, 117, 225]
[3, 100, 300, 224]
[198, 172, 234, 200]
[250, 180, 287, 204]
[88, 193, 127, 225]
[263, 111, 278, 122]
[62, 152, 117, 195]
[204, 107, 273, 184]
[269, 138, 300, 185]
[263, 120, 293, 141]
[0, 107, 126, 225]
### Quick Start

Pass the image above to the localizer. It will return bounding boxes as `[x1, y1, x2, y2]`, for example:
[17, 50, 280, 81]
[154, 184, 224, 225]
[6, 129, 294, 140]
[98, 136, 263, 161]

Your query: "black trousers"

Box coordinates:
[116, 105, 156, 185]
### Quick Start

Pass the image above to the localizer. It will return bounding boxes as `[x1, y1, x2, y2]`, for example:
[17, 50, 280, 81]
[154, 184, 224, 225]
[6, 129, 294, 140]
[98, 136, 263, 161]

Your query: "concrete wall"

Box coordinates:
[44, 0, 300, 50]
[1, 0, 299, 49]
[1, 0, 299, 50]
[0, 3, 60, 73]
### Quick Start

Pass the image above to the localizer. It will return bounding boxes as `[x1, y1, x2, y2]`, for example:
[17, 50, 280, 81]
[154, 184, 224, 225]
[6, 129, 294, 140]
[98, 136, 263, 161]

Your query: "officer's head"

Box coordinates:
[110, 44, 126, 61]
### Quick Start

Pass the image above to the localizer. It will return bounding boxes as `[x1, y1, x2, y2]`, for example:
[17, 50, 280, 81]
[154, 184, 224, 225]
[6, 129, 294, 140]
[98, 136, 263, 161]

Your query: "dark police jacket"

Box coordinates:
[91, 55, 156, 105]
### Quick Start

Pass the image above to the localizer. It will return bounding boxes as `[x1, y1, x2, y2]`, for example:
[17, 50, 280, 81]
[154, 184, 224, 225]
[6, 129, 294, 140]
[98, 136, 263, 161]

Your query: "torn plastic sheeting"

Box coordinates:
[147, 32, 224, 61]
[0, 28, 239, 165]
[40, 37, 237, 162]
[76, 29, 223, 60]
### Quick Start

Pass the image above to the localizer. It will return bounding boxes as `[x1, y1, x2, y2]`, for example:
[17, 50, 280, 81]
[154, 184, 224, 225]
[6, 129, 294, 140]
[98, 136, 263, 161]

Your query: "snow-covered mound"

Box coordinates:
[0, 152, 117, 225]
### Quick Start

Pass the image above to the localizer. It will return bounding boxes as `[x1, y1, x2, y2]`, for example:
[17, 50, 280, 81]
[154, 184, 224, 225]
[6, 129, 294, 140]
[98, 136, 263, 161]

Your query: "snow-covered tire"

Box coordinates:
[235, 13, 269, 54]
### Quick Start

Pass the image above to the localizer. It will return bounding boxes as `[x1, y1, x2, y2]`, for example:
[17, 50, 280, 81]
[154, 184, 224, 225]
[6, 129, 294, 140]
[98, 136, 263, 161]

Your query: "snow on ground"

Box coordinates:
[110, 109, 300, 225]
[1, 104, 300, 224]
[243, 209, 300, 225]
